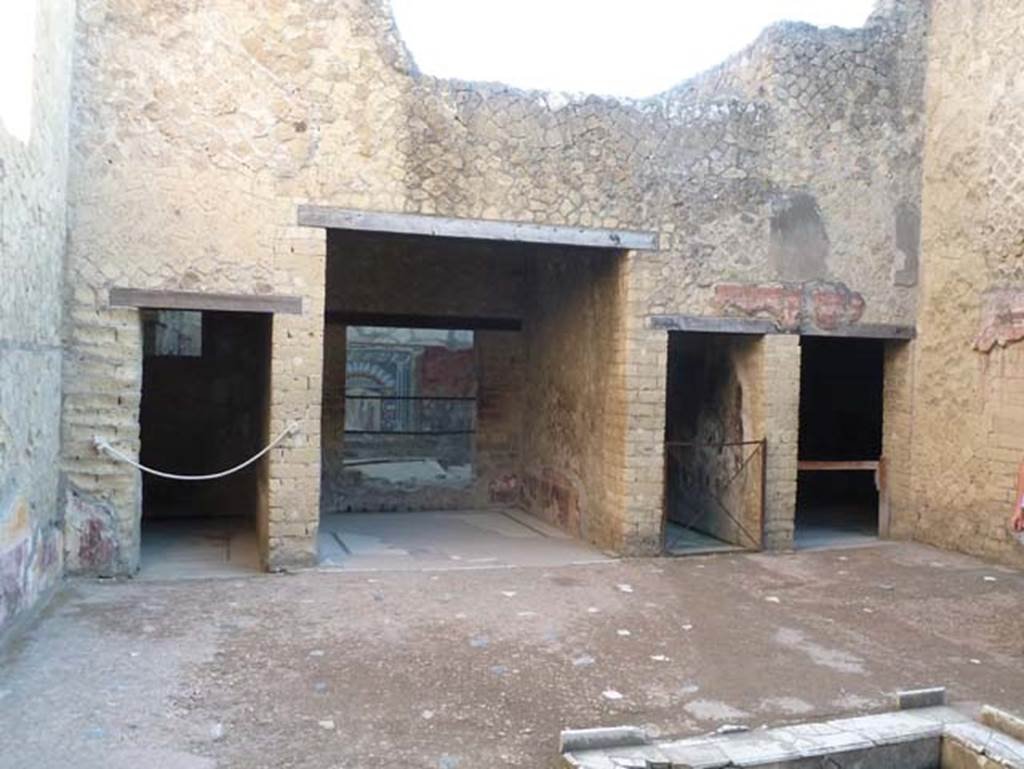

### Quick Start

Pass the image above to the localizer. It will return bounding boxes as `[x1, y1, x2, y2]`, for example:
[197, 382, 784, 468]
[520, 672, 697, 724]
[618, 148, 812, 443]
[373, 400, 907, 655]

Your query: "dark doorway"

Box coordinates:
[663, 332, 764, 554]
[139, 310, 271, 576]
[795, 336, 884, 549]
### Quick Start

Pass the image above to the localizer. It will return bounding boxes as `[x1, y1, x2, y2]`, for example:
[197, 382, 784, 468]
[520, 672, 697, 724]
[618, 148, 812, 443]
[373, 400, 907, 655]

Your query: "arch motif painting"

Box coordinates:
[345, 350, 415, 431]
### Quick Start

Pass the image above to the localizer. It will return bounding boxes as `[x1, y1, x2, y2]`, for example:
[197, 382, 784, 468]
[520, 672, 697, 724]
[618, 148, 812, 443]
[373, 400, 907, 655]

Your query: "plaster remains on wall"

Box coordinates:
[894, 0, 1024, 566]
[0, 0, 74, 635]
[974, 289, 1024, 352]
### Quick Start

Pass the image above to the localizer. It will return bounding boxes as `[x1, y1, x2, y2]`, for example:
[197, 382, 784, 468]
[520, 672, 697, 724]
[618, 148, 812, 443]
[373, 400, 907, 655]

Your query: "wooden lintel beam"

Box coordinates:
[325, 311, 522, 331]
[297, 205, 659, 251]
[646, 315, 916, 340]
[647, 315, 776, 334]
[109, 287, 303, 315]
[798, 460, 880, 472]
[799, 323, 916, 340]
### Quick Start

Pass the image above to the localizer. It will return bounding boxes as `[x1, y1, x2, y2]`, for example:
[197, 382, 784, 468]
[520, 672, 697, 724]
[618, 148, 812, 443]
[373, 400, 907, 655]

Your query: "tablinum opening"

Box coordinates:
[319, 227, 629, 564]
[319, 229, 529, 520]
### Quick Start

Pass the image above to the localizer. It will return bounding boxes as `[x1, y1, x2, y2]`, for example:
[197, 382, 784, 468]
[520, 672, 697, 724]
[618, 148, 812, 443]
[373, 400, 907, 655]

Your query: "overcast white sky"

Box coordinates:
[391, 0, 877, 97]
[0, 1, 35, 141]
[0, 1, 879, 142]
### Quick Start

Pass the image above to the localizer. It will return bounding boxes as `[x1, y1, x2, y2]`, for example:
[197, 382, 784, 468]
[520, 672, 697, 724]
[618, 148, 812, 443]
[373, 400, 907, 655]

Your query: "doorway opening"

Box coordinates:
[324, 324, 478, 512]
[317, 228, 626, 566]
[138, 309, 271, 577]
[795, 336, 884, 549]
[663, 332, 765, 555]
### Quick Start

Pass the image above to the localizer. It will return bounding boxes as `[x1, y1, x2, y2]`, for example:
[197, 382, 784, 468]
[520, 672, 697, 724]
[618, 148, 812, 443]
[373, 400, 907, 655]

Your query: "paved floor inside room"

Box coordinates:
[663, 521, 744, 555]
[139, 517, 260, 579]
[2, 542, 1023, 769]
[317, 508, 611, 569]
[794, 501, 880, 550]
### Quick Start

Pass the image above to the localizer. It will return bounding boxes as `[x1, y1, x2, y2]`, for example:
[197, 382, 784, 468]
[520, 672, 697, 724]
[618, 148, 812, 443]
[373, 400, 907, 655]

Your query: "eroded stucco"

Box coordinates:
[891, 0, 1024, 566]
[0, 0, 76, 634]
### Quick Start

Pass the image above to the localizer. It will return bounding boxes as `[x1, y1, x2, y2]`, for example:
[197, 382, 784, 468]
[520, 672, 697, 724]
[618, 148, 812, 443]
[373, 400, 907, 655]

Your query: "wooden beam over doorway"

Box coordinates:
[109, 287, 303, 315]
[799, 323, 916, 340]
[325, 311, 521, 331]
[296, 205, 659, 251]
[647, 314, 915, 339]
[797, 460, 880, 472]
[647, 315, 776, 334]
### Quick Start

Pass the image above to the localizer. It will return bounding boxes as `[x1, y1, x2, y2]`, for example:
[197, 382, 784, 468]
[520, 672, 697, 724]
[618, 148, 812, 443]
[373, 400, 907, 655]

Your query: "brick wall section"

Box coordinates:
[735, 338, 768, 546]
[520, 248, 633, 550]
[474, 331, 524, 506]
[597, 254, 634, 551]
[0, 0, 76, 632]
[978, 348, 1024, 541]
[619, 262, 668, 554]
[761, 335, 801, 550]
[61, 305, 143, 575]
[881, 341, 914, 538]
[261, 225, 326, 569]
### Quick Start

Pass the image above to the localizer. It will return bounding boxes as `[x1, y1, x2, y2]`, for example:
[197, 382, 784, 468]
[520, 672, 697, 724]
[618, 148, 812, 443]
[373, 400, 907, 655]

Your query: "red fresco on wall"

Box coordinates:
[418, 347, 476, 396]
[974, 289, 1024, 352]
[711, 281, 866, 332]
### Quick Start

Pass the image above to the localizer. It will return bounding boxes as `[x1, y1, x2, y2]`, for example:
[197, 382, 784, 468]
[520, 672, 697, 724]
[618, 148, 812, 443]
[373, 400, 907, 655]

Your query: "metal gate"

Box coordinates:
[664, 438, 766, 552]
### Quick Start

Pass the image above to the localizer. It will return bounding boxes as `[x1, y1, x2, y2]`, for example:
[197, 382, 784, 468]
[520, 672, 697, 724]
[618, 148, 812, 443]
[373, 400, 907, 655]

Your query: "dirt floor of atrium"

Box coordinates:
[2, 541, 1022, 769]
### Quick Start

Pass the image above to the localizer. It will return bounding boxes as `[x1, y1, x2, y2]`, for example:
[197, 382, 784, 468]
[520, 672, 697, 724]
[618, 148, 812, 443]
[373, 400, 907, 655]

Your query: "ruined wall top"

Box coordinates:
[67, 0, 928, 325]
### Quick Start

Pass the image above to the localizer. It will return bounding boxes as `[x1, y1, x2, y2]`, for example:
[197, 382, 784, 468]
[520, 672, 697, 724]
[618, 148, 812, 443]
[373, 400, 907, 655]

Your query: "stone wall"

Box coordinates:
[762, 335, 801, 550]
[8, 0, 1024, 587]
[881, 340, 913, 537]
[405, 1, 928, 331]
[62, 0, 930, 569]
[474, 330, 525, 508]
[0, 0, 75, 634]
[894, 0, 1024, 565]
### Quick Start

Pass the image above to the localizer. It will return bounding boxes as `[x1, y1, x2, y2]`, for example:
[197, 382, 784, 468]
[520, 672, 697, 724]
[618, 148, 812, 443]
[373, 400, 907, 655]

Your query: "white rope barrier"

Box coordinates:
[92, 422, 300, 481]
